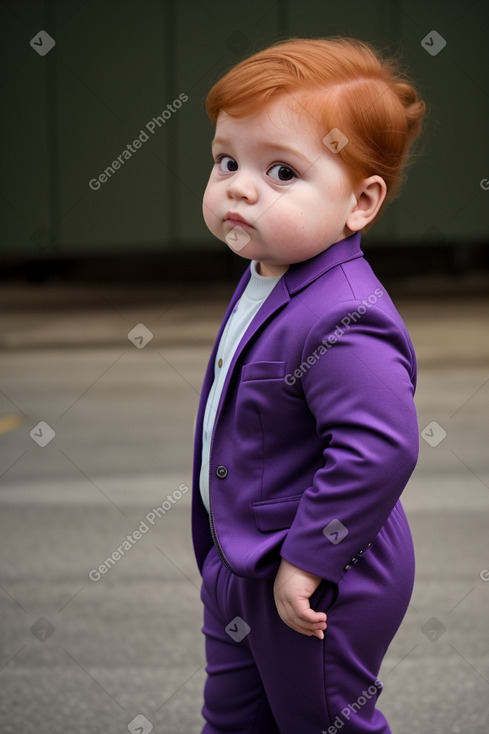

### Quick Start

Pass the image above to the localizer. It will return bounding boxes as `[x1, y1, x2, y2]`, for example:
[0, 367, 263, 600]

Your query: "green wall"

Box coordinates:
[1, 0, 488, 261]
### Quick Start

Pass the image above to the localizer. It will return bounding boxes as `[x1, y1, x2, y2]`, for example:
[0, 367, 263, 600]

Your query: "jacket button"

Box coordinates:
[344, 563, 352, 572]
[216, 465, 228, 479]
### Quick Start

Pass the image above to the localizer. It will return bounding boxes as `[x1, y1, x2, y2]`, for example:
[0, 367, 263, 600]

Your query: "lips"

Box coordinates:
[224, 212, 253, 228]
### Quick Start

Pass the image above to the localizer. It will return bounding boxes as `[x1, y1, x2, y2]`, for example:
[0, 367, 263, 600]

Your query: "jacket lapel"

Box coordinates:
[217, 276, 291, 397]
[199, 232, 363, 414]
[284, 231, 362, 294]
[220, 232, 363, 385]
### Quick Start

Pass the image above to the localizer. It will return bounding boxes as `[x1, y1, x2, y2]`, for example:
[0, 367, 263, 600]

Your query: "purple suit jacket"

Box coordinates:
[191, 232, 418, 583]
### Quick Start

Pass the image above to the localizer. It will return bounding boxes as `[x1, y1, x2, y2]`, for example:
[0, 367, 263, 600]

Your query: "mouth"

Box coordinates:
[224, 212, 254, 229]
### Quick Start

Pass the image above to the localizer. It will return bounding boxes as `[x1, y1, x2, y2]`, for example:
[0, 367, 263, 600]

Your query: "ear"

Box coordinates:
[345, 175, 387, 232]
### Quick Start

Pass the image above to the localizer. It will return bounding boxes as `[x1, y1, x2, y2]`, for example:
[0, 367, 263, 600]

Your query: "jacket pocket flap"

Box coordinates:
[241, 361, 286, 382]
[252, 495, 302, 532]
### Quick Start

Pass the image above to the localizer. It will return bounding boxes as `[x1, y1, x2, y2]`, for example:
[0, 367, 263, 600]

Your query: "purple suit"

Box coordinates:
[193, 233, 418, 733]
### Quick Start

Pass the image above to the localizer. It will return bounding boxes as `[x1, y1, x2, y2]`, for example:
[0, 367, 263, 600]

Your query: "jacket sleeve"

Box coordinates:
[279, 301, 419, 584]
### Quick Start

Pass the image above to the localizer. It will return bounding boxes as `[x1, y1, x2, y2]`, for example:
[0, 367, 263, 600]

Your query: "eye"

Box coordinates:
[267, 164, 297, 182]
[217, 155, 238, 172]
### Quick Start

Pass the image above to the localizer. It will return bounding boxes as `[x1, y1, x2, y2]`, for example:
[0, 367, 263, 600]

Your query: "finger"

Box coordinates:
[278, 601, 327, 636]
[286, 612, 327, 636]
[285, 604, 327, 636]
[293, 596, 327, 620]
[293, 597, 315, 619]
[287, 620, 318, 636]
[279, 606, 314, 634]
[300, 606, 327, 624]
[290, 621, 326, 639]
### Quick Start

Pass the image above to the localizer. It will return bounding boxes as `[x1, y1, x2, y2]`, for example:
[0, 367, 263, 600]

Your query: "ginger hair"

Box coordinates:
[206, 38, 426, 214]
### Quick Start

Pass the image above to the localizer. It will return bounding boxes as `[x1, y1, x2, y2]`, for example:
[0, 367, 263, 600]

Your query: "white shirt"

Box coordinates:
[199, 261, 282, 512]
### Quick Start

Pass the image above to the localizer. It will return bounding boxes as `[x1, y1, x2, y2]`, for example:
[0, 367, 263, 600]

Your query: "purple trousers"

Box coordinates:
[200, 503, 414, 733]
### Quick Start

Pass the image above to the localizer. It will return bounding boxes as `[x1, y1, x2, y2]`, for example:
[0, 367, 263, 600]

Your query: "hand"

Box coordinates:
[273, 558, 327, 639]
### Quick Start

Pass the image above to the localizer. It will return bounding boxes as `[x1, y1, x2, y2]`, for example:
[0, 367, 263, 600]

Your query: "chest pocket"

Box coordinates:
[235, 360, 288, 463]
[241, 361, 286, 382]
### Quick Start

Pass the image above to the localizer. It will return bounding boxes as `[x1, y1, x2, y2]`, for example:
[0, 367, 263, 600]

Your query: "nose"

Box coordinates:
[226, 170, 258, 203]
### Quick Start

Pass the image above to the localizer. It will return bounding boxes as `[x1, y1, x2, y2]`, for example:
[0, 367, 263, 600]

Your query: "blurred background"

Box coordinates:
[1, 1, 488, 733]
[1, 0, 488, 278]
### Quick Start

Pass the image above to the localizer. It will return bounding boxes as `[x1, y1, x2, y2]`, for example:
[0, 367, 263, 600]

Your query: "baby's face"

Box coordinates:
[202, 97, 357, 275]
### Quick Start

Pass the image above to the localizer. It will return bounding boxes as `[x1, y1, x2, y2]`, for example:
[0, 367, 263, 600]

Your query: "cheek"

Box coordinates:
[260, 196, 315, 240]
[202, 181, 221, 231]
[259, 197, 341, 256]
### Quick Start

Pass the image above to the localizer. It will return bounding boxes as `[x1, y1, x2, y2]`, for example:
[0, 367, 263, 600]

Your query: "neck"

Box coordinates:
[256, 261, 289, 278]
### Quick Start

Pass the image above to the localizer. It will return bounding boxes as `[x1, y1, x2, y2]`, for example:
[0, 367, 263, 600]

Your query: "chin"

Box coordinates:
[226, 244, 254, 260]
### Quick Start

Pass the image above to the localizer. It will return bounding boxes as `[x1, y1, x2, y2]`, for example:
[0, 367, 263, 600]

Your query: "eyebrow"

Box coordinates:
[211, 137, 313, 166]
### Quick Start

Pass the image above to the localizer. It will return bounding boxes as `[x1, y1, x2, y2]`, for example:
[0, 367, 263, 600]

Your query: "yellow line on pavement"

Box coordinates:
[0, 414, 24, 434]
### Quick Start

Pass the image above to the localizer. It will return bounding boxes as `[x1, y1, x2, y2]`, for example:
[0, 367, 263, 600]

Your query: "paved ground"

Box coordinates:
[0, 276, 488, 733]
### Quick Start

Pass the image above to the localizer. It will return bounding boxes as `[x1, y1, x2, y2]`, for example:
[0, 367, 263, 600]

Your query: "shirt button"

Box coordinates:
[216, 465, 228, 479]
[344, 564, 352, 572]
[217, 358, 223, 368]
